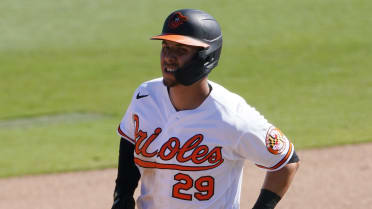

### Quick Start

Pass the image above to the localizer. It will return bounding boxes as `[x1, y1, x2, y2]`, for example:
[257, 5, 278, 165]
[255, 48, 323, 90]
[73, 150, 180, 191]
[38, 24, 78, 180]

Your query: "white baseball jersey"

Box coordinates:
[117, 78, 294, 209]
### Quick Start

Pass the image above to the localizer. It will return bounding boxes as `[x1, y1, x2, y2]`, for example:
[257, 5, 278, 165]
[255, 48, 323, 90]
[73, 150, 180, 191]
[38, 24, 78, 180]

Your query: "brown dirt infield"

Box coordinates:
[1, 143, 371, 209]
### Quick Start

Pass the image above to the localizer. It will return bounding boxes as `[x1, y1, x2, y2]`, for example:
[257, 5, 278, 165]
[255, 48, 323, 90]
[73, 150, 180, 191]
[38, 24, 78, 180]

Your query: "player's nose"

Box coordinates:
[162, 50, 176, 63]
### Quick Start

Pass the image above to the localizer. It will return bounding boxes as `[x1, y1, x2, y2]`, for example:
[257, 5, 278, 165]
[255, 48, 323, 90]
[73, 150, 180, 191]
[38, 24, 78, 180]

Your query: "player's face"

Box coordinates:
[160, 40, 199, 87]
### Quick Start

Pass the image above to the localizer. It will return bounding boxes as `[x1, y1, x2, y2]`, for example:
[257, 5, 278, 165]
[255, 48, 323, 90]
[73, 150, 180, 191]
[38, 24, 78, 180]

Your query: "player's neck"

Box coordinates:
[168, 79, 211, 111]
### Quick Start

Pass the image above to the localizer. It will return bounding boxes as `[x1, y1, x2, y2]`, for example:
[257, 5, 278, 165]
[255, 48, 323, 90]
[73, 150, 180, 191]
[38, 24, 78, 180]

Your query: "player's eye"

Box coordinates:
[175, 48, 187, 56]
[161, 45, 170, 54]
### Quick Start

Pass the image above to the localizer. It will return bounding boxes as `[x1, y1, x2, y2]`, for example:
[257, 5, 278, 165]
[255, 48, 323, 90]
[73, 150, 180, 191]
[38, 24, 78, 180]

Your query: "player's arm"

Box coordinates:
[111, 137, 141, 209]
[252, 151, 300, 209]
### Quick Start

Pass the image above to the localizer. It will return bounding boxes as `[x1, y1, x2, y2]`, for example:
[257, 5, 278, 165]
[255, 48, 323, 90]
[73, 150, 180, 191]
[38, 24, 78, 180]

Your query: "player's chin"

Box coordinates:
[162, 71, 178, 87]
[162, 77, 178, 87]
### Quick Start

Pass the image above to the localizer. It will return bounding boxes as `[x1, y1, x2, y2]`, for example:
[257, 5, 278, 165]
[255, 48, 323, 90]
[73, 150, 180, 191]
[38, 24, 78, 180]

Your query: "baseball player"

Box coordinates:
[111, 9, 300, 209]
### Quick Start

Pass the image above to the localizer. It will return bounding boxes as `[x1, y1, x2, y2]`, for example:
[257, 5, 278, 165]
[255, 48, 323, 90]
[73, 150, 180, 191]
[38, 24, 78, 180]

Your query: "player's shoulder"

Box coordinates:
[208, 80, 248, 111]
[208, 80, 267, 123]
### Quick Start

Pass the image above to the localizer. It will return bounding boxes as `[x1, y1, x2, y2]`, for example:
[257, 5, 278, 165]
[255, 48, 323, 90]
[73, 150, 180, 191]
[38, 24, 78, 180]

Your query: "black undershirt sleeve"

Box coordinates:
[252, 189, 281, 209]
[287, 150, 299, 164]
[111, 138, 141, 209]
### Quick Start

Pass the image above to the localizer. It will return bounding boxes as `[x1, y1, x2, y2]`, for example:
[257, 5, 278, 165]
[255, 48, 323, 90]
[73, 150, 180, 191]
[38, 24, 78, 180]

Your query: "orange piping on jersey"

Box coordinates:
[256, 143, 293, 170]
[134, 157, 224, 171]
[117, 125, 135, 143]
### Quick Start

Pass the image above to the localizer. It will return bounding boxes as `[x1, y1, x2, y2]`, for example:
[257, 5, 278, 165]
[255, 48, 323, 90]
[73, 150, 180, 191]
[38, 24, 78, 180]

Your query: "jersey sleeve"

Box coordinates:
[117, 92, 137, 145]
[234, 103, 294, 172]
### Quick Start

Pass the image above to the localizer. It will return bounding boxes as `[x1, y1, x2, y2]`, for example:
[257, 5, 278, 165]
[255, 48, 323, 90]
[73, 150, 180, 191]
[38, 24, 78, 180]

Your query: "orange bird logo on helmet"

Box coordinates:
[168, 12, 188, 29]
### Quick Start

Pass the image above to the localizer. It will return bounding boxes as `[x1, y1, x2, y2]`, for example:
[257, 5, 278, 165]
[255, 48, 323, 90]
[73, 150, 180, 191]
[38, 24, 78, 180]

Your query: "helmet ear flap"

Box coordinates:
[197, 50, 213, 69]
[203, 46, 222, 71]
[206, 56, 215, 64]
[198, 49, 214, 64]
[198, 50, 208, 60]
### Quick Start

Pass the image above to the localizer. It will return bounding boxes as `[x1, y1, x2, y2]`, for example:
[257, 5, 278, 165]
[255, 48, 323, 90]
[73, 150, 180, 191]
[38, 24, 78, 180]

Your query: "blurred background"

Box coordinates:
[0, 0, 371, 178]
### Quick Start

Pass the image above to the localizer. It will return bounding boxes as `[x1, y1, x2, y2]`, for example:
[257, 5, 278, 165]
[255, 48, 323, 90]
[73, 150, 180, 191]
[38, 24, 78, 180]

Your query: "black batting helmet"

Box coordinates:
[151, 9, 223, 86]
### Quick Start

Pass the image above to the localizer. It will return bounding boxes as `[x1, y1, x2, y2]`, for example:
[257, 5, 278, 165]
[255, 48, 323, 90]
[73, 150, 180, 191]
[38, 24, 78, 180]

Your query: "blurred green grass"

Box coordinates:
[0, 0, 371, 177]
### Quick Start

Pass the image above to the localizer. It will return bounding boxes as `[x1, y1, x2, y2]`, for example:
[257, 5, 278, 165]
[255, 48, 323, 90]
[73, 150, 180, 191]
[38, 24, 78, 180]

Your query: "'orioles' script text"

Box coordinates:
[133, 114, 224, 171]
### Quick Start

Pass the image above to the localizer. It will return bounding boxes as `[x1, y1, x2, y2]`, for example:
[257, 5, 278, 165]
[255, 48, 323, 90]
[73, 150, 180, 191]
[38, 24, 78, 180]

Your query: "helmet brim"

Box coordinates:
[151, 34, 209, 49]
